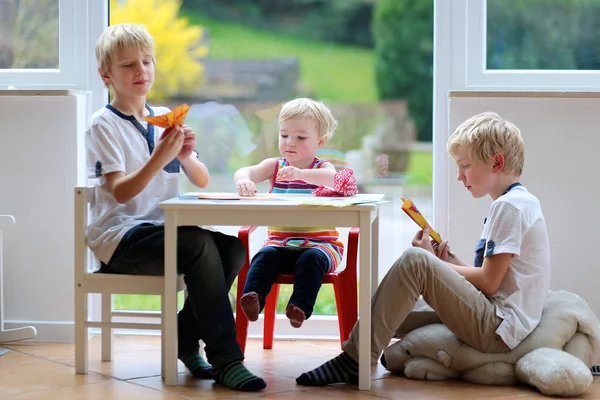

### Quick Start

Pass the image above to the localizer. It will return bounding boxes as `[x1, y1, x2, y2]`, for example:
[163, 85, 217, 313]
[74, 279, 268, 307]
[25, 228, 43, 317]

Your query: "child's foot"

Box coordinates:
[296, 351, 358, 386]
[240, 292, 260, 322]
[286, 303, 306, 328]
[213, 361, 266, 391]
[179, 352, 212, 379]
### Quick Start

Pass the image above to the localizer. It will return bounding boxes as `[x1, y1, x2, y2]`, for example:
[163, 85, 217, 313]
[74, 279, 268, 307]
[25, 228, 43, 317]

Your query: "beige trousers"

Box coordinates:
[343, 247, 510, 364]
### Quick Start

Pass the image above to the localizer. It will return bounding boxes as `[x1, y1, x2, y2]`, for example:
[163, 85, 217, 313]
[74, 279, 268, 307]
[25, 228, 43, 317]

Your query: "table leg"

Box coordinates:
[371, 211, 379, 295]
[164, 212, 178, 385]
[358, 211, 372, 390]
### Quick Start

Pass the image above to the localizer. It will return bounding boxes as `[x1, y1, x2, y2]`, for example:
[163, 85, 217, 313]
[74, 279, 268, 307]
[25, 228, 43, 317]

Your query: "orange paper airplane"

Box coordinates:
[145, 104, 190, 128]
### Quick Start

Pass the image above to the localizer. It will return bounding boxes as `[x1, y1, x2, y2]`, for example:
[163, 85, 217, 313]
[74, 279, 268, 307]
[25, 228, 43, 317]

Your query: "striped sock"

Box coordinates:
[296, 352, 358, 386]
[179, 352, 212, 379]
[213, 361, 266, 391]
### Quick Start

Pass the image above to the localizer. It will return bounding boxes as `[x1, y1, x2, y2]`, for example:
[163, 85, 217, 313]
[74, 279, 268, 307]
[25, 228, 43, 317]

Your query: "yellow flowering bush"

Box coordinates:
[110, 0, 208, 101]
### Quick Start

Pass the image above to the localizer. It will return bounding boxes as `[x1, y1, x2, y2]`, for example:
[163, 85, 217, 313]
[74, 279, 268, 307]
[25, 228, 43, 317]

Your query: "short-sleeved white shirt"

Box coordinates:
[85, 105, 181, 264]
[478, 185, 551, 349]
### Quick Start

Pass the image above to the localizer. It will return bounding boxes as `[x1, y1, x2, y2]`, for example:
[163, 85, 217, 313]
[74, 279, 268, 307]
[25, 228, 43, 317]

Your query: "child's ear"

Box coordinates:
[318, 136, 326, 148]
[98, 67, 110, 84]
[492, 153, 505, 172]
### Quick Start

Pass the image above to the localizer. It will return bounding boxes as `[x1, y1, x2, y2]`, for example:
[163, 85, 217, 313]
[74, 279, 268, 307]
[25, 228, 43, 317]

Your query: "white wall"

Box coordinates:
[0, 90, 88, 341]
[447, 92, 600, 314]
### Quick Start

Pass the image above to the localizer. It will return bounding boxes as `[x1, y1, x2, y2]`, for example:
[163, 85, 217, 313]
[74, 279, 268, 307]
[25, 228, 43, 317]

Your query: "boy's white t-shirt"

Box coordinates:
[85, 105, 181, 265]
[480, 185, 551, 349]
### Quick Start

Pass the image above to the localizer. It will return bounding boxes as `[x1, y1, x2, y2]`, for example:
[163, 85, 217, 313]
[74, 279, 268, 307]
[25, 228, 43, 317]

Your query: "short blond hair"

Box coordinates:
[95, 23, 154, 74]
[278, 98, 338, 141]
[447, 112, 524, 176]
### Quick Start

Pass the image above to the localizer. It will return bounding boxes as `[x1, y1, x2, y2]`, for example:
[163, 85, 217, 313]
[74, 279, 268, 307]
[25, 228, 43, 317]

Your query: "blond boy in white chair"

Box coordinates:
[86, 23, 265, 391]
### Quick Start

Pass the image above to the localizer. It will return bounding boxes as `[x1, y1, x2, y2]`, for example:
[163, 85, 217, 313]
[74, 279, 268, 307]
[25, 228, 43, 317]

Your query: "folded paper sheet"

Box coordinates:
[145, 104, 190, 128]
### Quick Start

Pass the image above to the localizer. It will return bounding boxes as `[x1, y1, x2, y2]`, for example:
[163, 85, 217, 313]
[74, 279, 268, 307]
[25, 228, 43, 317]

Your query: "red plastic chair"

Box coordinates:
[235, 226, 359, 352]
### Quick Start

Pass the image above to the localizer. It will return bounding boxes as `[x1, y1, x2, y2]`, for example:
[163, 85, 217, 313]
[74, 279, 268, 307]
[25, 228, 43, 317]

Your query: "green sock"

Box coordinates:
[296, 352, 358, 386]
[213, 361, 266, 391]
[179, 352, 212, 379]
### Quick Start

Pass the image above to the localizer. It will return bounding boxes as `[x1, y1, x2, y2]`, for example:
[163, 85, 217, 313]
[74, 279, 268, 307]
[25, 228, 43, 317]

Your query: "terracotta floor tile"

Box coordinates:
[0, 349, 46, 367]
[0, 359, 108, 398]
[4, 380, 187, 400]
[130, 369, 302, 399]
[1, 336, 599, 399]
[57, 349, 186, 380]
[4, 335, 160, 360]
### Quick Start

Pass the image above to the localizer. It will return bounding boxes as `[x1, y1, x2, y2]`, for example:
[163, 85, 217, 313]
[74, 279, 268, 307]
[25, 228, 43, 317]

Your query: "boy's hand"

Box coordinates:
[153, 125, 184, 168]
[277, 166, 303, 181]
[237, 179, 257, 196]
[433, 240, 454, 262]
[177, 124, 197, 161]
[411, 225, 436, 255]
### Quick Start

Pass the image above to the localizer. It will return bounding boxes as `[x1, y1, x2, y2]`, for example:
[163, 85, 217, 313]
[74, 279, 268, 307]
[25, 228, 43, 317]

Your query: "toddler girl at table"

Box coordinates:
[233, 97, 343, 328]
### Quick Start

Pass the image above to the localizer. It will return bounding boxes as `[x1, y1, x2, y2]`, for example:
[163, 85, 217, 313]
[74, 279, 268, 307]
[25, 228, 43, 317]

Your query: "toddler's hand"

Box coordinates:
[276, 166, 303, 181]
[237, 179, 257, 196]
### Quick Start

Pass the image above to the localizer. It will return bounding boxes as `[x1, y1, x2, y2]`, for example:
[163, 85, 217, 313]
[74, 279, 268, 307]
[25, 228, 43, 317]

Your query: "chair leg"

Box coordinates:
[334, 277, 358, 349]
[74, 290, 88, 374]
[101, 293, 114, 362]
[161, 294, 166, 378]
[263, 284, 280, 350]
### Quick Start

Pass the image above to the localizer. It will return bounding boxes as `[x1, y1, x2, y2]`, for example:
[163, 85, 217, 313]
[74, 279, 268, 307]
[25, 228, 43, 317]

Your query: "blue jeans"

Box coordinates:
[102, 223, 245, 368]
[243, 246, 329, 319]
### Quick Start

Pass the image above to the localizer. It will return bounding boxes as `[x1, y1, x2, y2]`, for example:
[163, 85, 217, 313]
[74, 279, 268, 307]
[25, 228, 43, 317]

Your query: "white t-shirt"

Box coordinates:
[478, 185, 551, 349]
[85, 105, 181, 264]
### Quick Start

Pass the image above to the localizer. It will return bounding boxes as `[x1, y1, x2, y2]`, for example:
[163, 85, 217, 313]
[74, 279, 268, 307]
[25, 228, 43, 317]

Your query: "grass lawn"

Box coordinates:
[114, 281, 337, 315]
[180, 11, 377, 104]
[113, 12, 432, 313]
[404, 151, 433, 186]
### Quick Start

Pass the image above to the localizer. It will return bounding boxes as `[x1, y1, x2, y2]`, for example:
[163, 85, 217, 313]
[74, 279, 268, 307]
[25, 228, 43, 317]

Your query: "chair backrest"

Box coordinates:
[74, 186, 96, 282]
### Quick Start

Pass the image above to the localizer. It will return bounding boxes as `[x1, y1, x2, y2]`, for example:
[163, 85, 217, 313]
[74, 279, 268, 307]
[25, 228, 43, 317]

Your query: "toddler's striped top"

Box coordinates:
[265, 157, 343, 272]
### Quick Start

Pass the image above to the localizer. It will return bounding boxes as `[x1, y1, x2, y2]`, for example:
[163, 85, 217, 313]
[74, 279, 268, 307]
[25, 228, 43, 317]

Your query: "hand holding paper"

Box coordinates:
[401, 198, 455, 258]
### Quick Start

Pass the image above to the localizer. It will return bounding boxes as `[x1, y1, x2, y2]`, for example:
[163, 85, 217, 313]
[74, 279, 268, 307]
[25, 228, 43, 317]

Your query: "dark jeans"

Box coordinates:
[243, 246, 329, 319]
[102, 223, 245, 368]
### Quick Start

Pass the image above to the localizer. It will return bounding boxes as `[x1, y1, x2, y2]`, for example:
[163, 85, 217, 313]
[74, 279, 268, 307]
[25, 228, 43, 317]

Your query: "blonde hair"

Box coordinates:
[95, 23, 154, 75]
[447, 112, 524, 177]
[278, 98, 338, 141]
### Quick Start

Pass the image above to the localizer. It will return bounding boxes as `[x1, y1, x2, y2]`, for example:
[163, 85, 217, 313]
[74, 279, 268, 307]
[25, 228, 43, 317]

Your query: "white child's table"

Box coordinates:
[0, 215, 37, 343]
[159, 193, 383, 390]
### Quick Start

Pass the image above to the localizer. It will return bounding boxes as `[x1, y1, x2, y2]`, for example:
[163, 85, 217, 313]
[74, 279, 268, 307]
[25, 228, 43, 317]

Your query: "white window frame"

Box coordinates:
[0, 0, 90, 89]
[433, 0, 600, 236]
[459, 0, 600, 90]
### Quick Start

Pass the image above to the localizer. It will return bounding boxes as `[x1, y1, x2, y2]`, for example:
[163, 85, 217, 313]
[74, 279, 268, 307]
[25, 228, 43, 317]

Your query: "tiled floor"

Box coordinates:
[1, 336, 598, 399]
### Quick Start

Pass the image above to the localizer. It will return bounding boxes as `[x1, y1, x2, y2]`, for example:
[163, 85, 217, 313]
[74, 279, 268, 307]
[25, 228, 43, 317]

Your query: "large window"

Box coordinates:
[487, 0, 600, 71]
[0, 0, 88, 89]
[444, 0, 600, 91]
[0, 0, 59, 69]
[108, 0, 434, 327]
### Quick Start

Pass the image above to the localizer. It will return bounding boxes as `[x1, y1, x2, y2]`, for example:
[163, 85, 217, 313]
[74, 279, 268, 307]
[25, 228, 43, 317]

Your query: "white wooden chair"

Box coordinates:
[74, 186, 186, 379]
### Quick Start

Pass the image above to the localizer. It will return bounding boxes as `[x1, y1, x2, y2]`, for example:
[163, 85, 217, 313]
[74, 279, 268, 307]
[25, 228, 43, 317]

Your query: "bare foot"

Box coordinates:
[241, 292, 260, 322]
[286, 304, 306, 328]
